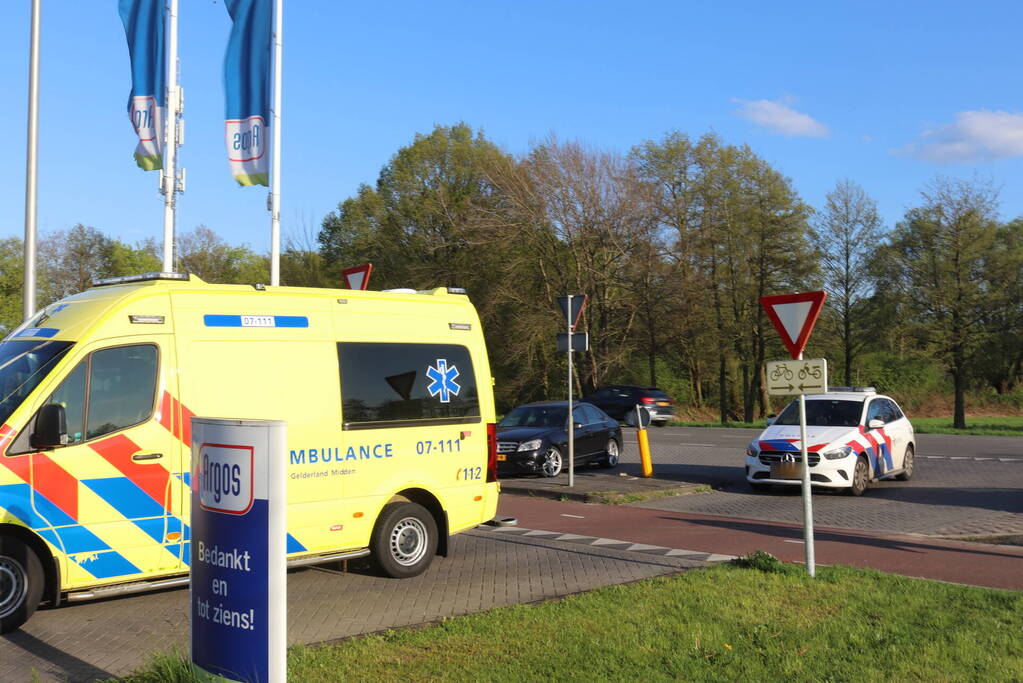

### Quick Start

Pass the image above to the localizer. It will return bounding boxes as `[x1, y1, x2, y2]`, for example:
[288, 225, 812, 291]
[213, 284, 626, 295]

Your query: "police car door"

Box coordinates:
[864, 398, 895, 476]
[23, 339, 184, 583]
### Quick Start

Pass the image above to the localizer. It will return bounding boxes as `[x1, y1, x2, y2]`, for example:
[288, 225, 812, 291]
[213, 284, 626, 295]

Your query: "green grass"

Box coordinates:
[909, 416, 1023, 436]
[117, 556, 1023, 682]
[671, 416, 1023, 436]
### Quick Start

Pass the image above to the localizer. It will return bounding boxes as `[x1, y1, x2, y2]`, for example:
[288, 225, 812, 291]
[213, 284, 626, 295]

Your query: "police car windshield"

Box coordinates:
[775, 399, 862, 427]
[0, 340, 74, 427]
[499, 406, 568, 429]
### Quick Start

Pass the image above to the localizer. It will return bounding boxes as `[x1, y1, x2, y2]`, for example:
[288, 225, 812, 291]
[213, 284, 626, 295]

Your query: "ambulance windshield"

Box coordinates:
[0, 340, 74, 427]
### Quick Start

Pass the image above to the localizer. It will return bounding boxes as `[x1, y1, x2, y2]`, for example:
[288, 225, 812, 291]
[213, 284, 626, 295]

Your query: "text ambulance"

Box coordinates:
[0, 273, 499, 632]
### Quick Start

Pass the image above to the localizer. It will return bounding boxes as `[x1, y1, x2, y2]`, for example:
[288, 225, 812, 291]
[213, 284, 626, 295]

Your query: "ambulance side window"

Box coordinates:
[338, 342, 480, 429]
[49, 362, 87, 445]
[45, 344, 159, 443]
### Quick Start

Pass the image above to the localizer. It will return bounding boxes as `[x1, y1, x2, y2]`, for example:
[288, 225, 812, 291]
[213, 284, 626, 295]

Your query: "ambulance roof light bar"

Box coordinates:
[93, 272, 190, 287]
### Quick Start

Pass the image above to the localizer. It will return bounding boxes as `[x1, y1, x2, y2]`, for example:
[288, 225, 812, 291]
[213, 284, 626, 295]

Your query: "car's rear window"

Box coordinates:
[775, 399, 862, 427]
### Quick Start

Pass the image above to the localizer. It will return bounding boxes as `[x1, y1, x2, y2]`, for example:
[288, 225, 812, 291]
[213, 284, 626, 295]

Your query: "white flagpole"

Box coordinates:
[161, 0, 180, 273]
[269, 0, 283, 286]
[23, 0, 41, 320]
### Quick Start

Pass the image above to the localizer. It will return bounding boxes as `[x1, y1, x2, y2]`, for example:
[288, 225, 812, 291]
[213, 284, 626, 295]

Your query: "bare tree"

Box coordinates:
[813, 180, 883, 386]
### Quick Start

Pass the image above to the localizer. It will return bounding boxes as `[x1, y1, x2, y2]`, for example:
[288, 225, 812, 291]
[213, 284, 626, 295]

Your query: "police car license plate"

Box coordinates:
[497, 454, 506, 461]
[771, 462, 803, 479]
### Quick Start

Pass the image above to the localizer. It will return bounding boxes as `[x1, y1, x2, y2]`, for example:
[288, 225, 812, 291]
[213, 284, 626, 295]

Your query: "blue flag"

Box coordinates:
[224, 0, 272, 186]
[119, 0, 164, 171]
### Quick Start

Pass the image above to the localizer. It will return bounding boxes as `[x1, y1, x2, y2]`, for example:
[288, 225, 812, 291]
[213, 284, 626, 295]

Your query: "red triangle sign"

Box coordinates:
[342, 263, 373, 290]
[760, 291, 827, 360]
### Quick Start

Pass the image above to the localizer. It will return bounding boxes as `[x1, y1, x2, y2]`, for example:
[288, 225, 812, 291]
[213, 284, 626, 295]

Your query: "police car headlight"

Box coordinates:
[745, 443, 759, 457]
[822, 446, 853, 460]
[518, 439, 542, 452]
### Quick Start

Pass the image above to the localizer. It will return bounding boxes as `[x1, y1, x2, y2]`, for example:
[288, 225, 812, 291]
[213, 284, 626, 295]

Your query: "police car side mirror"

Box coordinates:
[867, 418, 885, 430]
[32, 404, 68, 449]
[766, 414, 777, 425]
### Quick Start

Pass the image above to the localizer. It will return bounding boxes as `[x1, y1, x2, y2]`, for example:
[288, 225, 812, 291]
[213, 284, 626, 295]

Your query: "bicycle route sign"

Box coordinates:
[766, 358, 828, 395]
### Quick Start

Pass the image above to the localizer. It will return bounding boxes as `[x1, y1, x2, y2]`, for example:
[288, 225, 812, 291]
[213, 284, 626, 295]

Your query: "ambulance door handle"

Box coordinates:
[132, 452, 164, 462]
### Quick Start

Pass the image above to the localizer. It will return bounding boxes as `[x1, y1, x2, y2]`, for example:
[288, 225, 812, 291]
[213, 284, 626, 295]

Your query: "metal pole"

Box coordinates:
[268, 0, 283, 286]
[798, 352, 816, 577]
[161, 0, 179, 273]
[566, 295, 574, 487]
[22, 0, 41, 321]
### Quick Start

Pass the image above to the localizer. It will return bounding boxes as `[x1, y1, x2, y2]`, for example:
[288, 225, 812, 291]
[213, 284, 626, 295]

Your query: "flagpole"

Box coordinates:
[23, 0, 41, 320]
[269, 0, 283, 286]
[161, 0, 180, 273]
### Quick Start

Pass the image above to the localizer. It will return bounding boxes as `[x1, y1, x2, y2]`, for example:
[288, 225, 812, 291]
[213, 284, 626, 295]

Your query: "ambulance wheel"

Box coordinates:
[0, 536, 44, 634]
[371, 502, 438, 579]
[847, 457, 870, 497]
[896, 446, 914, 481]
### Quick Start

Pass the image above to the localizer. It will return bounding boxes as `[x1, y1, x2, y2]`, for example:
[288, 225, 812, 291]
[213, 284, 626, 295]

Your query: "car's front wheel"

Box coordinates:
[540, 446, 563, 477]
[0, 536, 44, 634]
[599, 439, 620, 468]
[848, 456, 870, 496]
[896, 445, 914, 481]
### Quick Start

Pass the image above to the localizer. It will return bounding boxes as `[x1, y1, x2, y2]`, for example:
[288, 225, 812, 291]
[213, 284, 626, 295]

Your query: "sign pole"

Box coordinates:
[161, 0, 180, 273]
[268, 0, 283, 286]
[797, 352, 816, 577]
[566, 294, 574, 487]
[22, 0, 41, 321]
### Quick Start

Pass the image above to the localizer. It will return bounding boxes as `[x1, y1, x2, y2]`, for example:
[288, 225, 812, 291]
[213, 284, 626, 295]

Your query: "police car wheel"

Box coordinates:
[0, 536, 44, 634]
[896, 446, 914, 481]
[848, 457, 870, 496]
[371, 502, 438, 579]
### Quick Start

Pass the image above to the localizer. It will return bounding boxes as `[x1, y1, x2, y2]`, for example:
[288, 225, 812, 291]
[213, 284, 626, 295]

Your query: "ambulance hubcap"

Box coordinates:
[390, 518, 428, 566]
[0, 556, 28, 619]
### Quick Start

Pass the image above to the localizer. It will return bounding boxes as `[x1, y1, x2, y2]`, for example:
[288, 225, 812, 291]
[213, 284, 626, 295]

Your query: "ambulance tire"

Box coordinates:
[371, 502, 438, 579]
[0, 536, 44, 634]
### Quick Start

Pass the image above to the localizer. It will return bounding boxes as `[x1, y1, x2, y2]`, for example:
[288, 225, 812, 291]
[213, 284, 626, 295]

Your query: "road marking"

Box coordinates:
[560, 514, 585, 519]
[784, 539, 805, 544]
[950, 457, 969, 460]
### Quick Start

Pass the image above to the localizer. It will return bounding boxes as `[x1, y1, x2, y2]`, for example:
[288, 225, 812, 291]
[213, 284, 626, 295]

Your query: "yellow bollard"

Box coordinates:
[638, 426, 653, 477]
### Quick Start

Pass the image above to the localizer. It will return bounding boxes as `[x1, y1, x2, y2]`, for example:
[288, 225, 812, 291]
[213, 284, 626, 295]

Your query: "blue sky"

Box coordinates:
[1, 1, 1021, 254]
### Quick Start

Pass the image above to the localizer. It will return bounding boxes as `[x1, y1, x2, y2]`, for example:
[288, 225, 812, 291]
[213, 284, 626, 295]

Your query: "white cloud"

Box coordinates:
[733, 98, 829, 137]
[899, 110, 1023, 163]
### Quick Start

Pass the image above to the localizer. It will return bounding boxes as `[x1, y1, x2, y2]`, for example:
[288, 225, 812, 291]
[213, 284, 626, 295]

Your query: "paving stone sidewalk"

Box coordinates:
[0, 528, 706, 683]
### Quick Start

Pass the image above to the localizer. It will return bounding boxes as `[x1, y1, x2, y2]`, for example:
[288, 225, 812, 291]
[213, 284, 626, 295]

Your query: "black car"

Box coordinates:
[583, 385, 676, 425]
[496, 401, 622, 477]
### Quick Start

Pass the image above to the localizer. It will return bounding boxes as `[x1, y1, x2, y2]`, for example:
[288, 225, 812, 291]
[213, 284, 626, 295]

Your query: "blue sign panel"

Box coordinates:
[191, 419, 286, 683]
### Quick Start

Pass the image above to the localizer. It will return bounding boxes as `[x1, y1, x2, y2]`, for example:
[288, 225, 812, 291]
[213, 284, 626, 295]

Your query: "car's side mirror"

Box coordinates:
[32, 404, 68, 449]
[867, 418, 885, 430]
[766, 413, 777, 425]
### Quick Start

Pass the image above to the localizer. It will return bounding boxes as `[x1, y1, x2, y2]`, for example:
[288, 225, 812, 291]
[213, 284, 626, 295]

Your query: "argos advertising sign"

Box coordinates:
[191, 418, 286, 683]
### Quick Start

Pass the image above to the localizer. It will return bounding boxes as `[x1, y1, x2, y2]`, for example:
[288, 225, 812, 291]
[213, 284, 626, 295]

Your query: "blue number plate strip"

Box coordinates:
[203, 315, 309, 328]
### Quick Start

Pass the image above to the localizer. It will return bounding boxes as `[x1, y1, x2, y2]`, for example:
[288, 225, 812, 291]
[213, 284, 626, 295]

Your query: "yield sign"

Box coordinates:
[556, 294, 588, 332]
[342, 263, 373, 290]
[760, 291, 827, 360]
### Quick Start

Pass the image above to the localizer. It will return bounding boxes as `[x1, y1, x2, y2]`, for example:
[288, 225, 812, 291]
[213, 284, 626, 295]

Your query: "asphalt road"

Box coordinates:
[617, 426, 1023, 537]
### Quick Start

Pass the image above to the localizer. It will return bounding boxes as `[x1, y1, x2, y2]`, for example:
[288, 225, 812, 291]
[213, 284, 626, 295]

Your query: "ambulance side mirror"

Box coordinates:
[32, 404, 68, 449]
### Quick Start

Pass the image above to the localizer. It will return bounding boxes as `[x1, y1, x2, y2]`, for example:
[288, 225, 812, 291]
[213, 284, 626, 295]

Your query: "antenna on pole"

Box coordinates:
[268, 0, 283, 286]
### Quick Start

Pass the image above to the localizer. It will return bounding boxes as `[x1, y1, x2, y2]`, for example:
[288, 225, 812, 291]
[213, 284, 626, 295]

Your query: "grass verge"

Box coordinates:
[117, 555, 1023, 682]
[670, 416, 1023, 437]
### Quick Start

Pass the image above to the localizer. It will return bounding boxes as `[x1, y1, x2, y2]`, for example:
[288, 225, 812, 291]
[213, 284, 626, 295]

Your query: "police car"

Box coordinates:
[744, 387, 915, 496]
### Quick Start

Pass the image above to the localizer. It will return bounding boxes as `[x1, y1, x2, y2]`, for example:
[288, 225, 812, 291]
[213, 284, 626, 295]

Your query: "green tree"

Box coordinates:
[177, 226, 268, 284]
[813, 180, 883, 386]
[882, 177, 1001, 428]
[0, 238, 25, 335]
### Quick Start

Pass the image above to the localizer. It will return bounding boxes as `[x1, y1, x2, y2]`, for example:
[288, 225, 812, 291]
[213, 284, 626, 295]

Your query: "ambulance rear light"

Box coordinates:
[486, 422, 498, 483]
[93, 272, 189, 287]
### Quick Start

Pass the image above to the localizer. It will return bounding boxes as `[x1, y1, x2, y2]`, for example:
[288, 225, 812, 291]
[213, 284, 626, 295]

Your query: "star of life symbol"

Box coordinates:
[426, 359, 460, 403]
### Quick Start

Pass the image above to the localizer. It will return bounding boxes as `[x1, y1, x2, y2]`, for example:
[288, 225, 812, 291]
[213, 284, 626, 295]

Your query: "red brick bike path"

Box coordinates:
[498, 495, 1023, 591]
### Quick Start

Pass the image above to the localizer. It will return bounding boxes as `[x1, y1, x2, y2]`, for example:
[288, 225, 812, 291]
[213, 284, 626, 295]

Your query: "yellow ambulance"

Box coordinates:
[0, 273, 500, 632]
